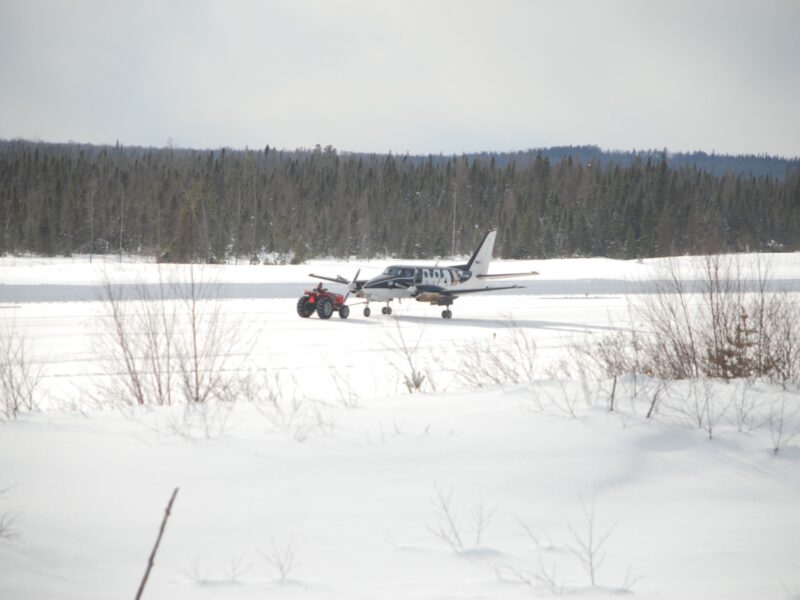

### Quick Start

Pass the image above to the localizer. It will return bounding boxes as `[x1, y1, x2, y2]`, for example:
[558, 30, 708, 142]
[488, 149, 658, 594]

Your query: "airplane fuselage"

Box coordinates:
[356, 265, 474, 303]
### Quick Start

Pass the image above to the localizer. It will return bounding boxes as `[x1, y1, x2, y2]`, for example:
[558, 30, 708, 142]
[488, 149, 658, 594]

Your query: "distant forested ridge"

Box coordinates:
[1, 139, 798, 262]
[384, 145, 800, 181]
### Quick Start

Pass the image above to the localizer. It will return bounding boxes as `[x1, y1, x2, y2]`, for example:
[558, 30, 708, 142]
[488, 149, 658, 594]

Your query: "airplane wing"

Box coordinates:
[476, 271, 539, 279]
[412, 282, 524, 298]
[411, 284, 522, 307]
[309, 273, 349, 285]
[443, 284, 523, 295]
[308, 272, 369, 290]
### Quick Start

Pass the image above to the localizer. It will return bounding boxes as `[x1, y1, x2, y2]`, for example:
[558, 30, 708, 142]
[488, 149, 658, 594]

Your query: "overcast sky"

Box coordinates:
[1, 0, 798, 157]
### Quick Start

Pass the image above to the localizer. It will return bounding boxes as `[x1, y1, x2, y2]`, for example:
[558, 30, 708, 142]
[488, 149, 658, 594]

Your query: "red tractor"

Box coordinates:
[296, 283, 350, 319]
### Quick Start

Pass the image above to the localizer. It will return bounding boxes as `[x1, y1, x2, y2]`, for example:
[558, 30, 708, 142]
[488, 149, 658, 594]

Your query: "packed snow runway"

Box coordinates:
[1, 254, 800, 600]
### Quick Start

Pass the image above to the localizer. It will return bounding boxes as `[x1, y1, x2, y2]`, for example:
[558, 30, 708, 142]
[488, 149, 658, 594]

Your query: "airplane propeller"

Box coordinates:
[344, 268, 361, 302]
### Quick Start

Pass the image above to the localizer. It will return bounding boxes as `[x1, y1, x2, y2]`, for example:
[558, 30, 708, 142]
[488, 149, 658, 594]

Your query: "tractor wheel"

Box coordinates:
[339, 305, 350, 319]
[317, 297, 334, 319]
[296, 296, 315, 318]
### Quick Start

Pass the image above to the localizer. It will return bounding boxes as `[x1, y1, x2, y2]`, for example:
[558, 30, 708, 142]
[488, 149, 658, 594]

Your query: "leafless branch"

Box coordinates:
[261, 538, 297, 582]
[387, 318, 428, 393]
[222, 555, 252, 582]
[426, 484, 464, 552]
[0, 511, 20, 540]
[566, 498, 614, 587]
[135, 487, 179, 600]
[471, 496, 497, 547]
[0, 321, 43, 420]
[768, 391, 800, 454]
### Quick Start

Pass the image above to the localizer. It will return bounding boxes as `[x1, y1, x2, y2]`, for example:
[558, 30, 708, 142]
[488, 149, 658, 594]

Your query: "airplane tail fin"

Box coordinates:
[460, 230, 497, 276]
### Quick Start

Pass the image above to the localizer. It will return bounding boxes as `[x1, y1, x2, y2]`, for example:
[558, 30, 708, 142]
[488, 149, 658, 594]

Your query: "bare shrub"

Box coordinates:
[222, 555, 252, 582]
[365, 417, 412, 446]
[181, 559, 211, 585]
[242, 370, 338, 441]
[427, 485, 496, 552]
[99, 274, 172, 407]
[329, 367, 360, 409]
[571, 328, 646, 412]
[572, 357, 600, 409]
[767, 390, 800, 454]
[181, 553, 252, 585]
[730, 380, 761, 432]
[0, 322, 43, 420]
[471, 496, 497, 547]
[583, 255, 800, 385]
[643, 378, 672, 419]
[260, 538, 297, 582]
[505, 502, 637, 594]
[164, 399, 236, 440]
[0, 512, 20, 540]
[427, 484, 464, 552]
[456, 323, 537, 388]
[538, 362, 584, 417]
[174, 267, 243, 405]
[515, 517, 558, 552]
[99, 265, 248, 408]
[567, 498, 613, 587]
[666, 380, 729, 439]
[0, 484, 20, 541]
[240, 370, 302, 428]
[386, 318, 431, 394]
[500, 559, 565, 595]
[306, 399, 338, 438]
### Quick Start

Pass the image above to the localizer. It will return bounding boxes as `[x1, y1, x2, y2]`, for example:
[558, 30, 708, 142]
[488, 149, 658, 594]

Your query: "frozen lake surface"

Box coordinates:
[1, 253, 799, 600]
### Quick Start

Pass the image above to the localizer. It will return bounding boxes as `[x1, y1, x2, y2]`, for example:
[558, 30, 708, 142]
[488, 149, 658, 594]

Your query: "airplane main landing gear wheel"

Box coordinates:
[363, 307, 371, 317]
[441, 309, 452, 319]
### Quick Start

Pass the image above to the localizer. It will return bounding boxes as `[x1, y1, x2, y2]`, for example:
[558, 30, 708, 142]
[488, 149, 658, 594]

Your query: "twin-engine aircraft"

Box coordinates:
[310, 230, 538, 319]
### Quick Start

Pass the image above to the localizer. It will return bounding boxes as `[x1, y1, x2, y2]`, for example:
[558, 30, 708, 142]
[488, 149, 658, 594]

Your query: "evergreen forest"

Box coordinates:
[1, 139, 798, 263]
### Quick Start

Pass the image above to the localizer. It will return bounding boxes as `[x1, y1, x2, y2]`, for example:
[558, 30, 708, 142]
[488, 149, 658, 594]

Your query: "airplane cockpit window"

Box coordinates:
[383, 267, 414, 278]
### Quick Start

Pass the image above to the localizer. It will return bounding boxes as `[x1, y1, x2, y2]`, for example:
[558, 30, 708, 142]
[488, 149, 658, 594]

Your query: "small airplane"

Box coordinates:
[309, 230, 538, 319]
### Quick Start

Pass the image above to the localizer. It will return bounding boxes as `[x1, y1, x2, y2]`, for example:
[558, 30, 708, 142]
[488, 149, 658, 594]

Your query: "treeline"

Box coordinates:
[1, 139, 798, 262]
[385, 145, 800, 181]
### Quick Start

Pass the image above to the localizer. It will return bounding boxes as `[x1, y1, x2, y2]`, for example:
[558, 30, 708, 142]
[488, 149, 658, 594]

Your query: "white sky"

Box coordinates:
[1, 0, 798, 156]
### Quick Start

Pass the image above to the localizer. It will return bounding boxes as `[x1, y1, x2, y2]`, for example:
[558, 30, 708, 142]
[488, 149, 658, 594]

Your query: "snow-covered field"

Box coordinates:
[1, 254, 800, 599]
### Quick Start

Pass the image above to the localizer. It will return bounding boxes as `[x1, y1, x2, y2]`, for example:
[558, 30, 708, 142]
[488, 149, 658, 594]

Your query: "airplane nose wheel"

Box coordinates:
[381, 305, 393, 315]
[363, 307, 371, 317]
[441, 309, 452, 319]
